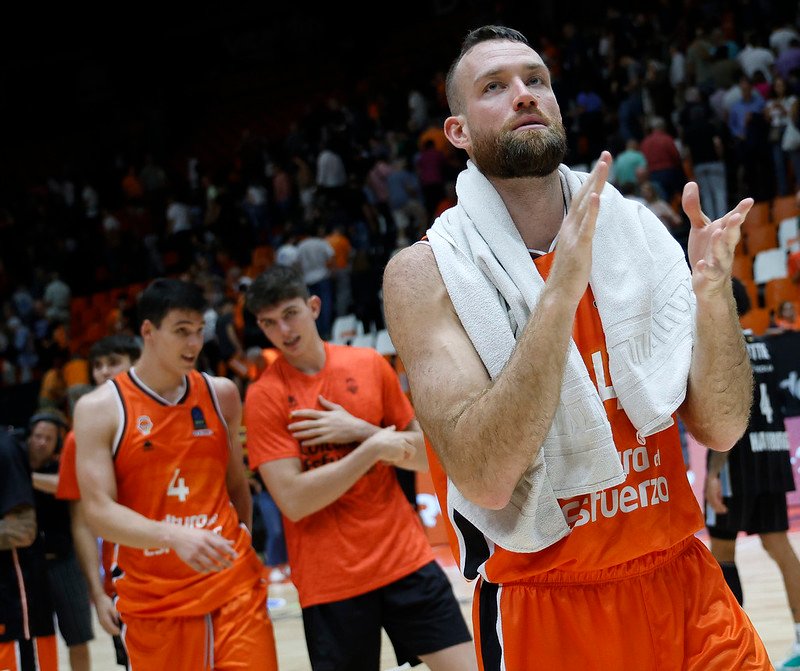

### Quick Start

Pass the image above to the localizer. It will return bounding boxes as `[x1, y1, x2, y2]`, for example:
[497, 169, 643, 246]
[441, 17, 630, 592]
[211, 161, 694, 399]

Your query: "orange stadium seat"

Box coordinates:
[732, 253, 753, 282]
[740, 201, 771, 238]
[744, 222, 778, 257]
[763, 277, 798, 313]
[739, 307, 771, 335]
[772, 194, 799, 224]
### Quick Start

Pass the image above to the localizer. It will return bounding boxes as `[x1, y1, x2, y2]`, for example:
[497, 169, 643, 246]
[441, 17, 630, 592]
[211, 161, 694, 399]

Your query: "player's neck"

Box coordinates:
[490, 171, 566, 251]
[131, 359, 189, 403]
[285, 337, 327, 375]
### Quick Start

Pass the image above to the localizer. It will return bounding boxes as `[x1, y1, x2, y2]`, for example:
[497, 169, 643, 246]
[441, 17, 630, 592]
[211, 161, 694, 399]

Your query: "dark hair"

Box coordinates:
[88, 335, 142, 370]
[445, 25, 530, 114]
[137, 278, 206, 327]
[246, 265, 309, 315]
[731, 276, 751, 317]
[28, 408, 69, 452]
[29, 409, 69, 431]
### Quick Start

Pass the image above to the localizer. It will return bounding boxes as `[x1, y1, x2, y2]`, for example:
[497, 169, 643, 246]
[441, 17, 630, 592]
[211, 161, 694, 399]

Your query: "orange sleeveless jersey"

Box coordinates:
[428, 251, 705, 583]
[109, 369, 263, 617]
[244, 343, 434, 608]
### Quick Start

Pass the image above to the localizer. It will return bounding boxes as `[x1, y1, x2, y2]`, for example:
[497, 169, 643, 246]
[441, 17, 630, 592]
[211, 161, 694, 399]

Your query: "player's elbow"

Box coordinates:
[452, 474, 516, 511]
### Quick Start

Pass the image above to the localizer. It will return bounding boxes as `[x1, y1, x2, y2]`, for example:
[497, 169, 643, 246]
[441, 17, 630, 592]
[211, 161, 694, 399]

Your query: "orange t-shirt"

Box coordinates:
[56, 431, 116, 597]
[244, 343, 434, 608]
[428, 251, 704, 583]
[325, 232, 352, 270]
[108, 369, 263, 617]
[63, 358, 90, 387]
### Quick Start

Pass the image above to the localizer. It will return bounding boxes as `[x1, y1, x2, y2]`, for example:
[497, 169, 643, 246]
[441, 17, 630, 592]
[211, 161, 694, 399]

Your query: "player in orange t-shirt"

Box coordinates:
[56, 334, 141, 667]
[243, 264, 476, 671]
[72, 278, 277, 671]
[383, 25, 770, 671]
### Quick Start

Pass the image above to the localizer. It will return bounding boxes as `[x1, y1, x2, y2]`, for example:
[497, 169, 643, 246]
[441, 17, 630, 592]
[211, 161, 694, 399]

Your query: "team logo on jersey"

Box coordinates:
[191, 406, 213, 436]
[136, 415, 153, 435]
[346, 377, 358, 394]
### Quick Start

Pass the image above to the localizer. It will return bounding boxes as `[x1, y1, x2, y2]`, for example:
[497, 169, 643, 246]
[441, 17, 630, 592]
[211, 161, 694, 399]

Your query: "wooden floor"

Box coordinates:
[59, 532, 798, 670]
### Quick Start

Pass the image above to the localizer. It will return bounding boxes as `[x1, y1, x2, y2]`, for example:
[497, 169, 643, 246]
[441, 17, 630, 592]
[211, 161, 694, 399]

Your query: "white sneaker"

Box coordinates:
[778, 642, 800, 670]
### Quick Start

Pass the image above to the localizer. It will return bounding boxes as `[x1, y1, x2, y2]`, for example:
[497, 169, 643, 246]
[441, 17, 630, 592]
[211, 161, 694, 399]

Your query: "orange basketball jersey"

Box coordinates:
[428, 250, 705, 583]
[109, 369, 263, 618]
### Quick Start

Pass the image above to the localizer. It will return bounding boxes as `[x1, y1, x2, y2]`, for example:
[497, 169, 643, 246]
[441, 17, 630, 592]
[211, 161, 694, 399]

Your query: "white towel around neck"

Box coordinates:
[426, 160, 695, 553]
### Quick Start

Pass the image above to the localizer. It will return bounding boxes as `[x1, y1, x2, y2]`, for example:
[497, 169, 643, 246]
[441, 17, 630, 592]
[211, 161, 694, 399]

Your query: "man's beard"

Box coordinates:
[471, 120, 568, 178]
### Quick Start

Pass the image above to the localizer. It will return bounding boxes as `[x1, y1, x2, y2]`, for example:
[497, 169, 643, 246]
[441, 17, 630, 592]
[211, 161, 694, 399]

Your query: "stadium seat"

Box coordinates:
[350, 332, 377, 349]
[375, 329, 396, 356]
[744, 222, 778, 257]
[732, 254, 753, 282]
[330, 314, 364, 345]
[752, 248, 788, 285]
[778, 216, 799, 250]
[739, 307, 771, 335]
[763, 277, 798, 313]
[772, 194, 799, 224]
[740, 201, 771, 237]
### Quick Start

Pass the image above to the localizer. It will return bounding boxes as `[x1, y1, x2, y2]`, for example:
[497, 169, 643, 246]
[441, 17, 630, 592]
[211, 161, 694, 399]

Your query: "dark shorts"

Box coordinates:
[706, 492, 789, 540]
[301, 560, 472, 671]
[46, 553, 94, 647]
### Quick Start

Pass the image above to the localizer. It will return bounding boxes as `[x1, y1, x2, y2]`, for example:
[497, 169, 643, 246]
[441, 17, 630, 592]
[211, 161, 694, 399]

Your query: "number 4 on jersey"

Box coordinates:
[758, 382, 774, 425]
[167, 468, 190, 502]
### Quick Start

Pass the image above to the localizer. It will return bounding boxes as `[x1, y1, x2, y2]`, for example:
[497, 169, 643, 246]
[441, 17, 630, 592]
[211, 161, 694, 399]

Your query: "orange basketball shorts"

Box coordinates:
[0, 635, 57, 671]
[120, 579, 278, 671]
[472, 536, 771, 671]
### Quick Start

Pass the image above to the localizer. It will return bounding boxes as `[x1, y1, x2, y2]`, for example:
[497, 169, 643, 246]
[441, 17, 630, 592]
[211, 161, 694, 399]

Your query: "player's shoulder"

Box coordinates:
[383, 241, 439, 288]
[74, 380, 117, 414]
[244, 364, 285, 403]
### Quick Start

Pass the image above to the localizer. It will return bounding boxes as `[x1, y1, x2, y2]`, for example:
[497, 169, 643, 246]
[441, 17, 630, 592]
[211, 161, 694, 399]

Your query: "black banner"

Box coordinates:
[765, 330, 800, 418]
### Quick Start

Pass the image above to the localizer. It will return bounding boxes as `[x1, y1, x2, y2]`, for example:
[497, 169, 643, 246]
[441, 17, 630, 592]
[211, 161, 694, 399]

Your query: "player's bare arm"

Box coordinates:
[704, 450, 730, 515]
[679, 182, 753, 451]
[31, 472, 59, 494]
[259, 421, 419, 522]
[74, 384, 238, 573]
[212, 375, 253, 530]
[70, 500, 121, 635]
[288, 397, 428, 471]
[382, 156, 610, 510]
[0, 505, 36, 549]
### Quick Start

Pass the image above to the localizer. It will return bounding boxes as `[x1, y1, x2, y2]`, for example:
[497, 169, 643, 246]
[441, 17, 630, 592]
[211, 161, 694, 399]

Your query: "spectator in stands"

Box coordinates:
[772, 300, 800, 330]
[296, 225, 335, 340]
[28, 409, 94, 671]
[42, 270, 71, 325]
[678, 87, 729, 220]
[640, 180, 685, 236]
[640, 116, 686, 203]
[728, 74, 771, 202]
[416, 138, 448, 218]
[612, 138, 647, 191]
[737, 31, 775, 84]
[775, 37, 800, 82]
[0, 426, 57, 670]
[765, 76, 799, 196]
[325, 222, 354, 319]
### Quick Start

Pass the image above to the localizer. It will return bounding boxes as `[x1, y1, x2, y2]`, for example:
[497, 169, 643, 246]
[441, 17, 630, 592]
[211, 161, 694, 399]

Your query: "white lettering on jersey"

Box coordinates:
[591, 351, 617, 402]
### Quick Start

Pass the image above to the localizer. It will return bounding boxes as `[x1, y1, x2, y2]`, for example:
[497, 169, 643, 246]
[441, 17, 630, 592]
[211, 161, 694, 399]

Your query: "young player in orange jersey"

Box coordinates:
[243, 264, 476, 671]
[73, 278, 277, 670]
[56, 334, 141, 667]
[383, 25, 771, 671]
